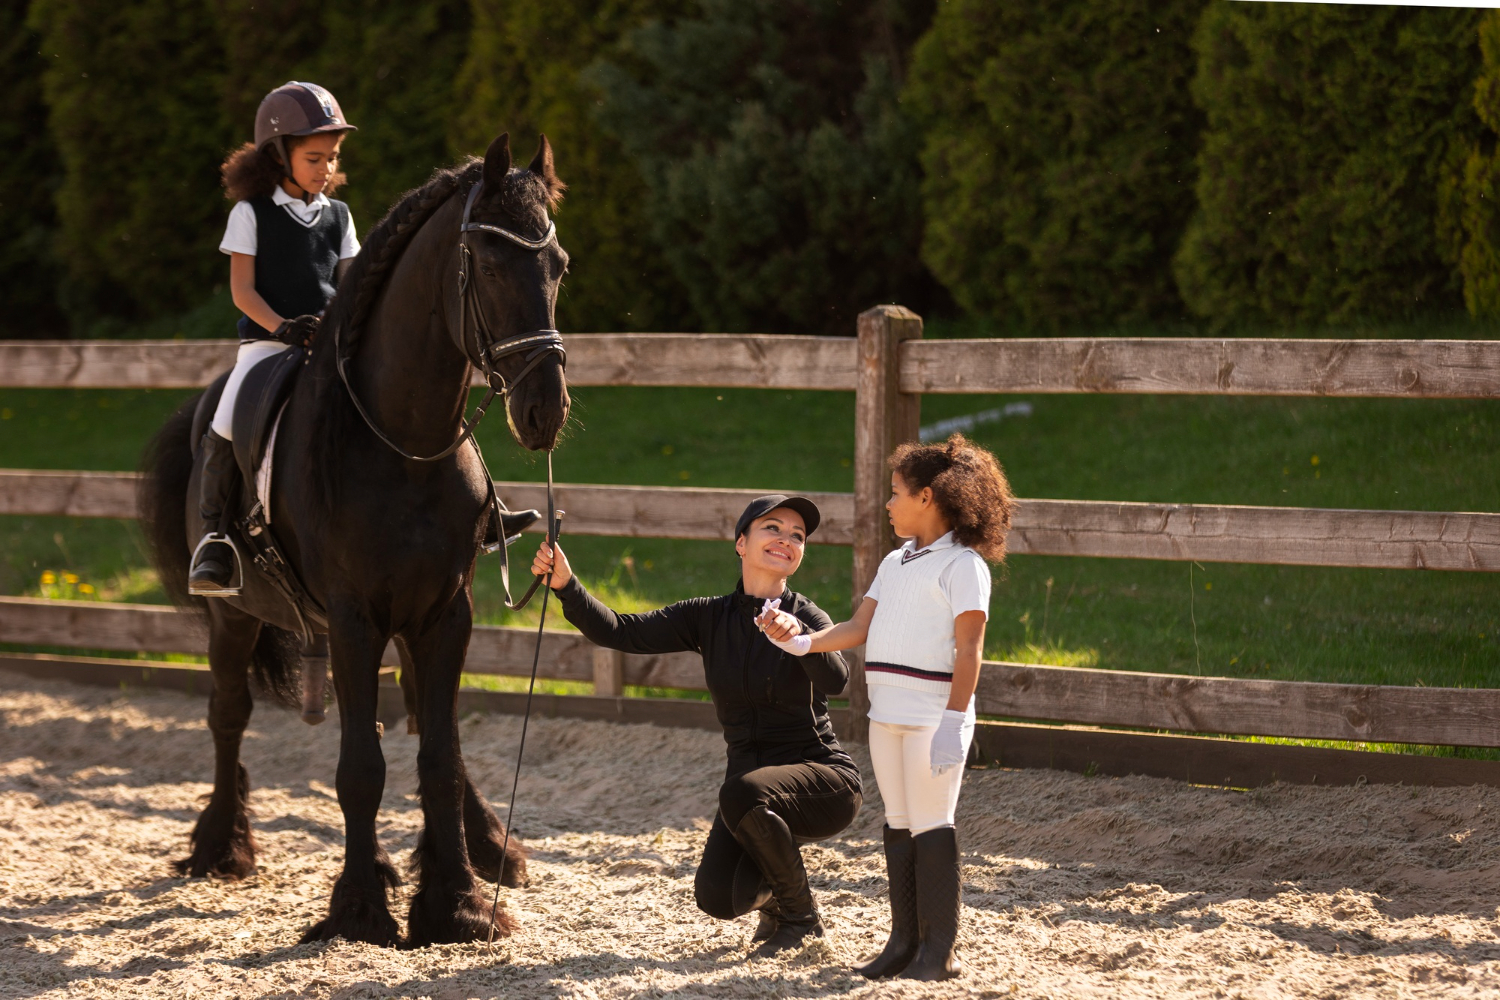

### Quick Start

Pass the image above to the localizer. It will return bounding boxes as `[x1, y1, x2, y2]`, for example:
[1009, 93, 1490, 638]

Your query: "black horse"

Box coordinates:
[139, 133, 570, 947]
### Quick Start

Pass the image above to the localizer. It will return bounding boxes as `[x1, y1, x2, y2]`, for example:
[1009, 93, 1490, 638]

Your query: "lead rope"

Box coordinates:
[487, 450, 561, 949]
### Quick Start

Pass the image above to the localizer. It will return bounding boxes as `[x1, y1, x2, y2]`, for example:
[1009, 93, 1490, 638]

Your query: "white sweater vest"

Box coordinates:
[865, 539, 973, 696]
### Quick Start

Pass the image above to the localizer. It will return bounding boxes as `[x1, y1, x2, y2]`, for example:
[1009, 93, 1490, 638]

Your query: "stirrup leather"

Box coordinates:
[188, 532, 244, 597]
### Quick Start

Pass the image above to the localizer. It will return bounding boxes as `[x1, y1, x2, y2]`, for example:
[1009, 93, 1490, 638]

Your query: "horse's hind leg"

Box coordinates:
[176, 602, 261, 879]
[301, 609, 401, 946]
[404, 593, 513, 946]
[465, 780, 528, 888]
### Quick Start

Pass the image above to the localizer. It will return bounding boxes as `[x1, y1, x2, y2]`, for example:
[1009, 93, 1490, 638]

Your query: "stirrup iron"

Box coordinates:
[188, 532, 244, 597]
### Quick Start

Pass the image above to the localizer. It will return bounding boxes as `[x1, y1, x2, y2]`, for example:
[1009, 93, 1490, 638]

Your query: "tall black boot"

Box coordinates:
[857, 826, 917, 978]
[482, 508, 541, 552]
[900, 826, 962, 981]
[188, 430, 240, 596]
[731, 806, 824, 956]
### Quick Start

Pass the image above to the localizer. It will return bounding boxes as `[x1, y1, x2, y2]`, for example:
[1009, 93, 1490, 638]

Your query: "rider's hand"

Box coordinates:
[273, 313, 321, 349]
[929, 710, 969, 777]
[532, 540, 573, 590]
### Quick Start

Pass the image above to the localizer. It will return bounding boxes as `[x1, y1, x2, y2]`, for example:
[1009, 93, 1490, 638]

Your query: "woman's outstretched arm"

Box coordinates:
[533, 541, 704, 655]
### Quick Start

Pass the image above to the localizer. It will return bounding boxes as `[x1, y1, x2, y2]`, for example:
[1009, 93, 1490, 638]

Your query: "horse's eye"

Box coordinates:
[479, 265, 496, 278]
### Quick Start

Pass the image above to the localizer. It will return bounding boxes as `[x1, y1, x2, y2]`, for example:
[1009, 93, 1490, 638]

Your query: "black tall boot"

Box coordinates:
[482, 508, 541, 552]
[731, 806, 824, 956]
[901, 826, 962, 981]
[188, 430, 240, 596]
[857, 826, 918, 978]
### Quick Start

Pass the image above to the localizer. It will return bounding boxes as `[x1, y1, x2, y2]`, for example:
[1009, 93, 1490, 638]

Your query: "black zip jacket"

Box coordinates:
[554, 576, 857, 783]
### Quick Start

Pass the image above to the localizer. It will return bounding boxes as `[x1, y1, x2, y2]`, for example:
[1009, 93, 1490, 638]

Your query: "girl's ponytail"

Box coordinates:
[221, 142, 284, 202]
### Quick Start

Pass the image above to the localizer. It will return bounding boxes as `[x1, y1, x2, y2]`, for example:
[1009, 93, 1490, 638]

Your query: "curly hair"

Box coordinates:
[221, 139, 347, 202]
[889, 433, 1018, 563]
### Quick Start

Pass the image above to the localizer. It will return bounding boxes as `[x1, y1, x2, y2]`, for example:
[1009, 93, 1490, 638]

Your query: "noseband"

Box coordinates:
[337, 178, 566, 463]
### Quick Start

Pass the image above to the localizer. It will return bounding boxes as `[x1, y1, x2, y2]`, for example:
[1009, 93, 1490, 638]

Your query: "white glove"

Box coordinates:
[929, 710, 969, 776]
[758, 598, 811, 656]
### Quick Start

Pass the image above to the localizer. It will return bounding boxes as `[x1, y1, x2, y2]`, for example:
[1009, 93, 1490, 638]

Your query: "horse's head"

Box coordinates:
[456, 132, 571, 451]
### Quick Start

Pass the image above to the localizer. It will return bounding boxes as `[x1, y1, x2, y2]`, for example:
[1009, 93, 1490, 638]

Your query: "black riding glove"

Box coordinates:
[273, 314, 321, 349]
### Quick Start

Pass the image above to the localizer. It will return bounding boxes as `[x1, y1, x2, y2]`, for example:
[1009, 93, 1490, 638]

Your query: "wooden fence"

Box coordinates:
[3, 311, 1499, 789]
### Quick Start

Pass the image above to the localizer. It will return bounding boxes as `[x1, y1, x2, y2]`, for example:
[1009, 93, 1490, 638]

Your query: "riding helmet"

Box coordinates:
[254, 81, 357, 174]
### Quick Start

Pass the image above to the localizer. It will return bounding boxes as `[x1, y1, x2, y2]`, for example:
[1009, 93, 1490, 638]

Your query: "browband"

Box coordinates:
[460, 181, 557, 250]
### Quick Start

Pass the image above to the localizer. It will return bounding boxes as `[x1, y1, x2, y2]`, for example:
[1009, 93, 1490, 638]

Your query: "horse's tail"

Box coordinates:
[250, 626, 303, 709]
[138, 393, 204, 611]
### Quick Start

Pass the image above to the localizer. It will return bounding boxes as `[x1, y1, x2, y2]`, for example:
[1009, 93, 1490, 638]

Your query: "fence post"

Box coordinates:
[849, 305, 923, 742]
[593, 646, 624, 697]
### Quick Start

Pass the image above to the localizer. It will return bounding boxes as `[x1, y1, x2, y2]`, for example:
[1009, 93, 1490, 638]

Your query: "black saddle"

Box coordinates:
[189, 347, 304, 486]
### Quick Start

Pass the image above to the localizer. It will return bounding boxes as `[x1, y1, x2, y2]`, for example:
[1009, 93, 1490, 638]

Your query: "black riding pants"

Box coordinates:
[693, 761, 862, 920]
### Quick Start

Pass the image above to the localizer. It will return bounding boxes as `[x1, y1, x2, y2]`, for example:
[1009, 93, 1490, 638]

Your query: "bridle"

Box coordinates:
[336, 178, 566, 464]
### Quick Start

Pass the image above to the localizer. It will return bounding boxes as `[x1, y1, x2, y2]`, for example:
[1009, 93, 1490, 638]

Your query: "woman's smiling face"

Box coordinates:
[736, 508, 807, 579]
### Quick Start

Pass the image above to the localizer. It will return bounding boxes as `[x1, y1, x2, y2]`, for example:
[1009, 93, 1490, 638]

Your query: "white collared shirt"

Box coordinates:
[219, 185, 360, 259]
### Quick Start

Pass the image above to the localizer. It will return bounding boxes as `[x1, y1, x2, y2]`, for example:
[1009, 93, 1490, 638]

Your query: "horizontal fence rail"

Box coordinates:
[9, 336, 1500, 399]
[901, 338, 1500, 398]
[5, 595, 1496, 748]
[6, 469, 1499, 571]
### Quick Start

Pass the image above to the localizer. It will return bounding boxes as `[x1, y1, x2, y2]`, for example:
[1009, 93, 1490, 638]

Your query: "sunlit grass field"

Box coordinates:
[2, 316, 1497, 719]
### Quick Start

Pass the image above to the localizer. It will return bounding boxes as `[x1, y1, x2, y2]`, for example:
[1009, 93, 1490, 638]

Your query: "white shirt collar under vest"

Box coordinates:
[271, 184, 331, 225]
[900, 531, 957, 564]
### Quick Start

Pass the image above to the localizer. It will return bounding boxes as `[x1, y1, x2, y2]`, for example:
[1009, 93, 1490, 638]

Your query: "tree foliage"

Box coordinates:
[455, 0, 692, 332]
[906, 0, 1205, 331]
[589, 0, 936, 335]
[1176, 3, 1484, 327]
[1454, 12, 1500, 318]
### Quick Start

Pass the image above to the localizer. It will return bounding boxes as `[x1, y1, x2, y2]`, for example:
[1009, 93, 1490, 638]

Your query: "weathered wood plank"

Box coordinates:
[493, 482, 856, 546]
[0, 470, 138, 518]
[0, 340, 239, 389]
[4, 472, 1497, 570]
[1011, 499, 1500, 571]
[0, 596, 707, 689]
[0, 335, 856, 391]
[977, 661, 1500, 748]
[972, 720, 1500, 789]
[902, 338, 1500, 398]
[563, 334, 856, 390]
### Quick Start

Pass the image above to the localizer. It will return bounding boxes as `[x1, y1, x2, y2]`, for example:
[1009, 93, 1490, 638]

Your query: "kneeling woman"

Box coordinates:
[532, 495, 861, 955]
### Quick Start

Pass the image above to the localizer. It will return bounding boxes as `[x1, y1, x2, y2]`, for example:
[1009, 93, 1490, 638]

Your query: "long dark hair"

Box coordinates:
[221, 139, 347, 202]
[890, 433, 1018, 563]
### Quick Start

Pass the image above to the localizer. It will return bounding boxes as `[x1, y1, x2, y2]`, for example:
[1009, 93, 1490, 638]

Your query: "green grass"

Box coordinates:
[2, 317, 1497, 712]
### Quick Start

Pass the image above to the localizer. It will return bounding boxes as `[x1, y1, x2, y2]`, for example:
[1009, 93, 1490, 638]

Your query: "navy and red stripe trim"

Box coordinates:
[866, 661, 953, 683]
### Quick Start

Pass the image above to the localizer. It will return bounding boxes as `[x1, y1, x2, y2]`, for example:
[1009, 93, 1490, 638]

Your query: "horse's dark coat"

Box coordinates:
[138, 134, 569, 946]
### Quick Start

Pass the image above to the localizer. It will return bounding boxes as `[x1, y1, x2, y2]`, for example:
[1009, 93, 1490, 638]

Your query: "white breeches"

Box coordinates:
[210, 341, 291, 440]
[868, 718, 973, 835]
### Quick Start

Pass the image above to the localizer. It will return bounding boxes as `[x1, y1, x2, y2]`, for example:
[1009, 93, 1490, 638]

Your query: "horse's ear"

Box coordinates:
[528, 134, 567, 208]
[483, 132, 512, 188]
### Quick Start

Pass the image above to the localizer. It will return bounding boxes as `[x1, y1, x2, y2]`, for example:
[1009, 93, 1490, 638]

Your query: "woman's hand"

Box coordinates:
[755, 604, 803, 642]
[531, 540, 573, 590]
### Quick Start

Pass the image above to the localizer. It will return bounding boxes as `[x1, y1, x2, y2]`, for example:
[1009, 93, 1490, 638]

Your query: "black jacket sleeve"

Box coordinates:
[554, 576, 706, 656]
[791, 599, 849, 696]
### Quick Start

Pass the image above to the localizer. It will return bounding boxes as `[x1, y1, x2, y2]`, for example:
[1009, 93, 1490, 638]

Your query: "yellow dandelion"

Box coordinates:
[661, 444, 675, 455]
[1204, 582, 1212, 591]
[79, 584, 95, 594]
[1310, 455, 1320, 466]
[64, 573, 79, 584]
[40, 571, 56, 585]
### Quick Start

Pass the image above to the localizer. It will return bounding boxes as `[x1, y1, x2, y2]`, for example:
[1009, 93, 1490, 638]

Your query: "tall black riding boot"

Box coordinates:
[900, 826, 962, 981]
[482, 508, 541, 552]
[732, 806, 824, 956]
[857, 826, 918, 978]
[188, 430, 240, 596]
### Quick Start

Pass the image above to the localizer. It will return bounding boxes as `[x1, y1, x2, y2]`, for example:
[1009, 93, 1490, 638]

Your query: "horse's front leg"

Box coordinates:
[403, 592, 516, 946]
[301, 607, 401, 946]
[176, 602, 261, 878]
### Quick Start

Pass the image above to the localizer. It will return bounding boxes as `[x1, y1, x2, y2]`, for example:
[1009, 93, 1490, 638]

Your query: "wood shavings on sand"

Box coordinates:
[2, 673, 1499, 998]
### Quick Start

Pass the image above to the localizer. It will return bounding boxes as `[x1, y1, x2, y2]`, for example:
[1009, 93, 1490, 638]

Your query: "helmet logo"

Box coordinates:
[309, 84, 338, 122]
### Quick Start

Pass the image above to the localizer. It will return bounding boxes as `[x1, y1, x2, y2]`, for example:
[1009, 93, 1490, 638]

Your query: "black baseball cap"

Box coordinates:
[735, 494, 821, 540]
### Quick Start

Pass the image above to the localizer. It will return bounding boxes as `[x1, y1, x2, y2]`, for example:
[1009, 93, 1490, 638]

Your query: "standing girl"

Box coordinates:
[758, 433, 1017, 980]
[189, 80, 359, 595]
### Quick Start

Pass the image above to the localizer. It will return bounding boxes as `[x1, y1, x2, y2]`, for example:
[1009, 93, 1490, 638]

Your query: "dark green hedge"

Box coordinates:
[1176, 3, 1484, 327]
[1455, 12, 1500, 318]
[30, 0, 232, 326]
[589, 0, 936, 335]
[454, 0, 693, 332]
[0, 6, 64, 336]
[906, 0, 1205, 331]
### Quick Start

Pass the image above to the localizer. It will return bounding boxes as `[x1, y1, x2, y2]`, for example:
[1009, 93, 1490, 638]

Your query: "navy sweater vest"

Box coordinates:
[237, 195, 349, 341]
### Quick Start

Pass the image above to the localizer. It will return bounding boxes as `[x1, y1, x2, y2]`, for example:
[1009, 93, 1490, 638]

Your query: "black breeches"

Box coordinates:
[693, 761, 861, 920]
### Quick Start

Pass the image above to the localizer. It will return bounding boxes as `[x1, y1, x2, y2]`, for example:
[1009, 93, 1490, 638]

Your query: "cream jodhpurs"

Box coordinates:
[868, 718, 973, 835]
[210, 340, 291, 440]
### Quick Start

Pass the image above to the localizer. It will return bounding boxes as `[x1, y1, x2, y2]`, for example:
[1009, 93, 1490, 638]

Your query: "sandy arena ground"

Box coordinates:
[1, 673, 1499, 999]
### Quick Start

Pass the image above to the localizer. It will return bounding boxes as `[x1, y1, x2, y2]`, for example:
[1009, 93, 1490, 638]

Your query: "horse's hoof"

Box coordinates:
[404, 884, 513, 948]
[300, 898, 401, 947]
[301, 710, 326, 725]
[173, 844, 256, 880]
